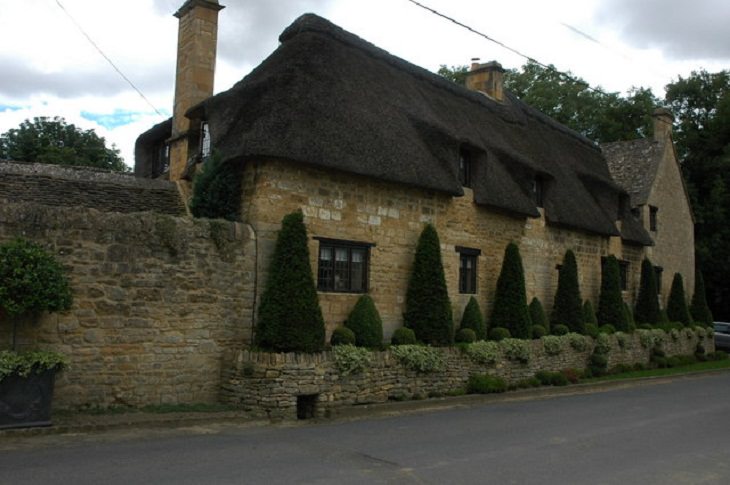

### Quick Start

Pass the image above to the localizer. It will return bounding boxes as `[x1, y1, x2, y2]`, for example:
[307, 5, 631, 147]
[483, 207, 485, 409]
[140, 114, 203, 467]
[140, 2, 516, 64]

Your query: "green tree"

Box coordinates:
[529, 297, 548, 333]
[0, 239, 73, 350]
[255, 211, 325, 352]
[344, 295, 384, 348]
[634, 258, 661, 325]
[583, 300, 597, 325]
[491, 243, 531, 339]
[189, 152, 243, 221]
[597, 256, 629, 330]
[0, 117, 126, 171]
[460, 296, 486, 340]
[437, 65, 468, 85]
[404, 224, 453, 345]
[551, 250, 584, 333]
[666, 273, 692, 326]
[690, 269, 713, 325]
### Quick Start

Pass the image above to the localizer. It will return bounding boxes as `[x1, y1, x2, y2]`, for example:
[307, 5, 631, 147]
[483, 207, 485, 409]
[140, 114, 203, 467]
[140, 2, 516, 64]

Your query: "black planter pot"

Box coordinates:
[0, 368, 57, 430]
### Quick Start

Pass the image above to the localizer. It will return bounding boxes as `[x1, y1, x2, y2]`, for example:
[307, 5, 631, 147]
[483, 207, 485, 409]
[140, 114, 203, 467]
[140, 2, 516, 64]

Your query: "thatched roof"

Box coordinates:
[139, 13, 651, 244]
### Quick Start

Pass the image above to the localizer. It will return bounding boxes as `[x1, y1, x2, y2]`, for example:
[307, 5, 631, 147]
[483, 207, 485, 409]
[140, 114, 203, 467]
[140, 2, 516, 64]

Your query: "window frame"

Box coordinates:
[654, 266, 664, 294]
[456, 246, 480, 294]
[458, 148, 472, 188]
[649, 205, 658, 232]
[532, 178, 545, 208]
[315, 237, 373, 293]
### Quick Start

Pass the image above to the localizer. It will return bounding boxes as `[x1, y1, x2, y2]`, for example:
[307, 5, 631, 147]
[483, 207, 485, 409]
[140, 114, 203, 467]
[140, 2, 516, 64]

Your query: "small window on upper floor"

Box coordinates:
[200, 121, 212, 161]
[649, 206, 658, 232]
[532, 178, 545, 208]
[459, 148, 472, 188]
[456, 246, 480, 294]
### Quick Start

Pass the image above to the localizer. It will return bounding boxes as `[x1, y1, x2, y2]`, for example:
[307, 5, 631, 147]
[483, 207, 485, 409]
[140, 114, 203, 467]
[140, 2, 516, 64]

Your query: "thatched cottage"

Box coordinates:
[136, 0, 693, 338]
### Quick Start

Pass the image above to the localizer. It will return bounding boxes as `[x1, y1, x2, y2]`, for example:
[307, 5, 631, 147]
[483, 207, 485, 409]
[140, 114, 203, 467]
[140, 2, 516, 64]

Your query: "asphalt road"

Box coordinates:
[2, 373, 730, 484]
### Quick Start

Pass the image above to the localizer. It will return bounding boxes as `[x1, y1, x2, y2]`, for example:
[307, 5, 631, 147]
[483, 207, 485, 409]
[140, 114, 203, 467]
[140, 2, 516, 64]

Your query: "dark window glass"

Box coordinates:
[532, 179, 544, 208]
[654, 266, 663, 294]
[459, 149, 472, 188]
[317, 242, 369, 293]
[649, 206, 658, 231]
[200, 122, 211, 161]
[458, 253, 478, 294]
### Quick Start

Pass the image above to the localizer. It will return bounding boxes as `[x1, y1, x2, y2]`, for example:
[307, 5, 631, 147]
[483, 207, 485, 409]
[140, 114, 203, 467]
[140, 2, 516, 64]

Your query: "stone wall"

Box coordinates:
[0, 202, 254, 409]
[221, 330, 713, 419]
[241, 158, 647, 340]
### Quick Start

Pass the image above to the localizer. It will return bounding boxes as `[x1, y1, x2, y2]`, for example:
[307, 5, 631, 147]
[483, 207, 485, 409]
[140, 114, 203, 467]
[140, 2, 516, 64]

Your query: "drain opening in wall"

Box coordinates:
[297, 394, 318, 420]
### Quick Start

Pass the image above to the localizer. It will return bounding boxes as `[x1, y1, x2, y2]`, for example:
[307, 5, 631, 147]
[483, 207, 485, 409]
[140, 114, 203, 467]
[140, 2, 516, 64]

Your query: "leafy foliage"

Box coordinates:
[330, 327, 355, 346]
[0, 116, 126, 171]
[489, 327, 511, 341]
[344, 295, 384, 348]
[0, 350, 68, 381]
[583, 300, 597, 325]
[690, 269, 713, 325]
[459, 296, 486, 340]
[404, 224, 453, 345]
[500, 338, 530, 363]
[255, 211, 325, 353]
[529, 297, 549, 333]
[542, 335, 564, 356]
[391, 345, 445, 373]
[391, 327, 417, 345]
[464, 341, 500, 365]
[635, 258, 661, 325]
[567, 333, 588, 352]
[189, 152, 243, 221]
[530, 325, 547, 339]
[332, 344, 371, 375]
[455, 328, 477, 343]
[551, 324, 569, 336]
[597, 256, 629, 330]
[551, 250, 584, 333]
[666, 273, 693, 326]
[490, 243, 531, 339]
[467, 374, 507, 394]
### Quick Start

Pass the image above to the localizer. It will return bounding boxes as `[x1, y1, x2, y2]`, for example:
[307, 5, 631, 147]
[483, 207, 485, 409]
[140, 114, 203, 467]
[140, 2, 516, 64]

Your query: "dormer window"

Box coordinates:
[459, 148, 472, 188]
[649, 206, 658, 231]
[200, 121, 211, 161]
[532, 178, 545, 208]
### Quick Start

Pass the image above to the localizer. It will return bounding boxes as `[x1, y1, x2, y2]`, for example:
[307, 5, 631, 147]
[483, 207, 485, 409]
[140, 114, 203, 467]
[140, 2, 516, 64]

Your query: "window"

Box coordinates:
[532, 178, 544, 208]
[649, 206, 658, 231]
[200, 121, 211, 161]
[316, 238, 372, 293]
[654, 266, 664, 294]
[456, 246, 480, 294]
[459, 149, 472, 188]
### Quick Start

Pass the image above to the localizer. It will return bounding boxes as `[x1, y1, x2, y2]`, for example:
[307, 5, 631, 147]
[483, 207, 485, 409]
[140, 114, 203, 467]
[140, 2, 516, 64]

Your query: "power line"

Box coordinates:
[55, 0, 165, 118]
[404, 0, 609, 96]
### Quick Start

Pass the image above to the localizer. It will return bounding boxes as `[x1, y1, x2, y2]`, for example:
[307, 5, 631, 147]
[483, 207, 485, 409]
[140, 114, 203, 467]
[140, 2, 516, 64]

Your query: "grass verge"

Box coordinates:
[587, 358, 730, 382]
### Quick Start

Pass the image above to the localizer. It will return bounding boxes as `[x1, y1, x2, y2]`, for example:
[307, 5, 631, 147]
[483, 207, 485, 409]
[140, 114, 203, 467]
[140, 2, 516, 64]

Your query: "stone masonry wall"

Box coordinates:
[241, 159, 647, 340]
[222, 330, 713, 420]
[0, 202, 254, 409]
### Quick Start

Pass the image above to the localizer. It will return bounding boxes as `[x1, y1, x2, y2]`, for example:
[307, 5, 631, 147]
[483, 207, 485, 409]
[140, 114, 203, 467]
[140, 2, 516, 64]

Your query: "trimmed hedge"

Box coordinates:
[597, 255, 629, 330]
[331, 327, 356, 346]
[344, 295, 384, 348]
[690, 269, 713, 326]
[666, 273, 692, 326]
[635, 258, 661, 325]
[391, 327, 417, 345]
[189, 152, 243, 221]
[583, 300, 598, 325]
[255, 211, 325, 353]
[529, 297, 549, 334]
[490, 243, 531, 339]
[460, 296, 486, 341]
[551, 250, 584, 333]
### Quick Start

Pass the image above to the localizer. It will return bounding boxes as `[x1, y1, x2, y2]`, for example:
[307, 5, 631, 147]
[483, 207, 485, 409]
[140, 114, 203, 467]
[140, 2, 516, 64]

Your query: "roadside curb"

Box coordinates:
[3, 367, 729, 438]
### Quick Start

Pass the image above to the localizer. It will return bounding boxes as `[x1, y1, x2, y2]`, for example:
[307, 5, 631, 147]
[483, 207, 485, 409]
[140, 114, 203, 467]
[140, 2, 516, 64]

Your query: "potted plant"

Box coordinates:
[0, 238, 72, 429]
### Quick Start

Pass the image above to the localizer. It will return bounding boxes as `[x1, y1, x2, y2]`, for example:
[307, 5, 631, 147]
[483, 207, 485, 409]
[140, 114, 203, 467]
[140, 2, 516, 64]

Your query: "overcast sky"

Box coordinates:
[1, 0, 728, 168]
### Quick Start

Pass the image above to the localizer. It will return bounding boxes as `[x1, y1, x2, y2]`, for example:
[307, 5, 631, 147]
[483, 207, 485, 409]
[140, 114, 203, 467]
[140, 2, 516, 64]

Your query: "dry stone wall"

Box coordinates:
[222, 330, 713, 419]
[0, 202, 254, 409]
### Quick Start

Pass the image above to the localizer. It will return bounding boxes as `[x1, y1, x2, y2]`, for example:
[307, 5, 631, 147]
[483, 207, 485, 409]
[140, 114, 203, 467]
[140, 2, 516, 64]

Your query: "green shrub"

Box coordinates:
[460, 297, 486, 340]
[332, 344, 371, 375]
[542, 335, 563, 356]
[465, 341, 500, 365]
[467, 374, 507, 394]
[0, 238, 73, 350]
[344, 295, 384, 348]
[594, 333, 612, 354]
[534, 370, 553, 386]
[623, 302, 636, 331]
[659, 309, 670, 324]
[710, 351, 729, 361]
[638, 323, 654, 331]
[666, 273, 692, 326]
[391, 327, 417, 345]
[489, 327, 511, 341]
[597, 255, 629, 330]
[583, 300, 598, 325]
[690, 269, 713, 326]
[552, 324, 569, 336]
[490, 243, 531, 339]
[255, 211, 325, 353]
[531, 325, 547, 339]
[635, 258, 661, 325]
[391, 345, 445, 373]
[561, 368, 581, 384]
[551, 250, 584, 333]
[529, 297, 549, 334]
[0, 350, 68, 381]
[567, 333, 588, 352]
[695, 342, 707, 361]
[588, 352, 609, 376]
[404, 224, 453, 345]
[189, 152, 243, 221]
[584, 323, 600, 338]
[500, 338, 530, 363]
[637, 329, 655, 349]
[534, 370, 569, 386]
[599, 324, 616, 334]
[615, 332, 629, 349]
[330, 326, 356, 346]
[455, 328, 477, 343]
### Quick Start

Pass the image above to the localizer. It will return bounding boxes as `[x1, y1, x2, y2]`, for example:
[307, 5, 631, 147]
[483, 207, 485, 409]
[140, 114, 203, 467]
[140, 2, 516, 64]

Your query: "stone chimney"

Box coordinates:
[465, 60, 505, 102]
[169, 0, 224, 181]
[652, 107, 674, 143]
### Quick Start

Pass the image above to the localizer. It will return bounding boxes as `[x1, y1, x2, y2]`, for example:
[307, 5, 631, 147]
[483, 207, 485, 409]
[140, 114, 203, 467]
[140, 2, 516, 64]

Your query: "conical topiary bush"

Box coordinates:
[344, 294, 384, 348]
[666, 273, 692, 326]
[490, 242, 531, 339]
[690, 269, 713, 326]
[583, 300, 597, 325]
[597, 255, 629, 330]
[634, 258, 661, 325]
[460, 296, 486, 340]
[551, 250, 584, 333]
[529, 297, 549, 334]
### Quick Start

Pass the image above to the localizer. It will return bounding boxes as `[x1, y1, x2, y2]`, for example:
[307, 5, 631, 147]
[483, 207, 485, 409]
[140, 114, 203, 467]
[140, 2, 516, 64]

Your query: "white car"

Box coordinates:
[713, 322, 730, 351]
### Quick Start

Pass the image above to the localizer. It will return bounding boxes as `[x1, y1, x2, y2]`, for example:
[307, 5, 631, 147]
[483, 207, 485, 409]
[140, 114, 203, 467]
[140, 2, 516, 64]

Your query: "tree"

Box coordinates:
[437, 65, 468, 86]
[666, 273, 692, 326]
[491, 243, 531, 339]
[551, 250, 584, 333]
[597, 256, 629, 330]
[255, 211, 325, 352]
[344, 295, 384, 348]
[404, 224, 453, 345]
[460, 296, 486, 340]
[529, 297, 548, 333]
[189, 152, 243, 221]
[634, 258, 661, 325]
[0, 117, 126, 171]
[690, 269, 713, 326]
[583, 300, 597, 325]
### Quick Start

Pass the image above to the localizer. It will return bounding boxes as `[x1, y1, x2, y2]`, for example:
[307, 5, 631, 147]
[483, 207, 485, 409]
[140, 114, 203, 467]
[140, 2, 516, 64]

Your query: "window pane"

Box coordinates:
[318, 247, 333, 290]
[334, 248, 349, 291]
